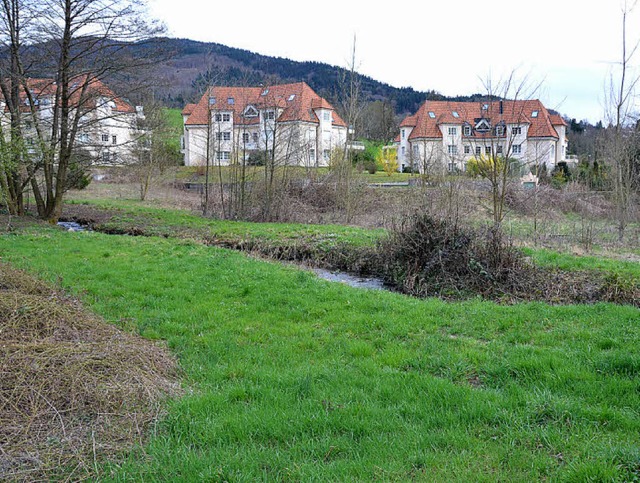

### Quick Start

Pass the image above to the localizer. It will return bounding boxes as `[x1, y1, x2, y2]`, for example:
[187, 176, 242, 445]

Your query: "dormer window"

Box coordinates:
[227, 97, 234, 105]
[531, 110, 539, 118]
[475, 118, 491, 132]
[448, 127, 457, 136]
[288, 94, 296, 101]
[495, 125, 505, 136]
[243, 106, 258, 118]
[452, 111, 459, 118]
[463, 125, 471, 136]
[209, 97, 216, 105]
[482, 104, 489, 111]
[428, 111, 436, 118]
[261, 88, 269, 96]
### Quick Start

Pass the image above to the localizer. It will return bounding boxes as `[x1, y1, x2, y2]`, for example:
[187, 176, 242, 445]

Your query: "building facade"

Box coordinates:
[397, 99, 567, 174]
[182, 82, 348, 167]
[0, 77, 143, 164]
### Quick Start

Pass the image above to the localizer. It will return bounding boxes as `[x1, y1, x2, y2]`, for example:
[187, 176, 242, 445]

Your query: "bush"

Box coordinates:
[378, 214, 530, 298]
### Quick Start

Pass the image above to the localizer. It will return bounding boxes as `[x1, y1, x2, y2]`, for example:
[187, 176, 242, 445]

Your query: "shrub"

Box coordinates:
[378, 214, 530, 298]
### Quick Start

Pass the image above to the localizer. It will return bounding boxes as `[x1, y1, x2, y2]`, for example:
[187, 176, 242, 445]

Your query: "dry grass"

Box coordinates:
[0, 263, 182, 481]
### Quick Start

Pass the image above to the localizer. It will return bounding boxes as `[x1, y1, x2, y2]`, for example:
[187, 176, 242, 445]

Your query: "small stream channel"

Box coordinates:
[57, 221, 89, 232]
[312, 269, 386, 290]
[57, 220, 389, 291]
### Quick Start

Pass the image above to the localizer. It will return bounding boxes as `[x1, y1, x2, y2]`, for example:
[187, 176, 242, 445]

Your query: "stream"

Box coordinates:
[57, 221, 89, 232]
[312, 268, 386, 290]
[57, 220, 388, 291]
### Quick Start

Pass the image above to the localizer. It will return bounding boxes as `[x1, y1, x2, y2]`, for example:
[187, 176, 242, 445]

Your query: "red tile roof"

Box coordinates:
[401, 99, 560, 140]
[181, 103, 196, 116]
[549, 114, 567, 126]
[184, 82, 346, 127]
[1, 76, 134, 114]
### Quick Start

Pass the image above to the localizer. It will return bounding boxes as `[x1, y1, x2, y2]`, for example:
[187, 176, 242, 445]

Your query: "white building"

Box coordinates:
[0, 77, 143, 164]
[182, 82, 348, 167]
[397, 99, 568, 174]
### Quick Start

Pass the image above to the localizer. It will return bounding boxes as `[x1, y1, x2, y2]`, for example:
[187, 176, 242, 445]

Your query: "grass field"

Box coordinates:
[1, 220, 639, 480]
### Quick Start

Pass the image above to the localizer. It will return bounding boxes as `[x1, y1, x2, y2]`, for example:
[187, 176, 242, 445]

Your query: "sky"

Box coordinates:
[147, 0, 640, 123]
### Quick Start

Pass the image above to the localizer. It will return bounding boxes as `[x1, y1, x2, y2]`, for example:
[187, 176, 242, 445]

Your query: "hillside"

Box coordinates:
[127, 38, 489, 115]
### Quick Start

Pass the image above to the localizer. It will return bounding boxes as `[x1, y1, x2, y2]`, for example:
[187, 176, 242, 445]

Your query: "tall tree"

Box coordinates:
[602, 0, 640, 241]
[0, 0, 162, 220]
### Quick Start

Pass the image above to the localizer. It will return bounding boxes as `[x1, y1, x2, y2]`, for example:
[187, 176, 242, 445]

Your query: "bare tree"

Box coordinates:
[0, 0, 162, 221]
[129, 100, 180, 201]
[602, 0, 640, 242]
[332, 36, 364, 222]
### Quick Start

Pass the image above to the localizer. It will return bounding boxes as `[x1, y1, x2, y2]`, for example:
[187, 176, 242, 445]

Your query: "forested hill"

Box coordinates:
[130, 37, 486, 114]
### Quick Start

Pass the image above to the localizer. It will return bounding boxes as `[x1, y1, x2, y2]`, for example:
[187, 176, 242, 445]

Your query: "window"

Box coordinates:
[512, 126, 522, 135]
[252, 132, 259, 143]
[112, 135, 117, 145]
[215, 132, 222, 141]
[512, 144, 522, 155]
[448, 161, 456, 172]
[222, 113, 231, 122]
[242, 132, 250, 143]
[323, 149, 331, 161]
[463, 125, 471, 136]
[309, 148, 315, 161]
[475, 146, 481, 155]
[495, 126, 504, 136]
[216, 151, 231, 161]
[428, 111, 436, 118]
[288, 94, 296, 101]
[452, 111, 459, 118]
[485, 146, 491, 155]
[227, 97, 234, 105]
[448, 127, 457, 136]
[79, 133, 89, 143]
[101, 134, 109, 142]
[482, 103, 489, 110]
[531, 110, 539, 118]
[413, 145, 419, 157]
[476, 119, 491, 132]
[447, 145, 457, 155]
[244, 106, 258, 117]
[265, 111, 275, 120]
[102, 151, 110, 163]
[261, 88, 269, 96]
[223, 132, 231, 141]
[323, 112, 331, 122]
[401, 129, 405, 139]
[401, 146, 405, 155]
[464, 145, 471, 154]
[496, 145, 503, 154]
[209, 97, 216, 105]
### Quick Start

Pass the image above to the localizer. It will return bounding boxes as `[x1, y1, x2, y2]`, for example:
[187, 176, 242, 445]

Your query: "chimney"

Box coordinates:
[499, 101, 503, 114]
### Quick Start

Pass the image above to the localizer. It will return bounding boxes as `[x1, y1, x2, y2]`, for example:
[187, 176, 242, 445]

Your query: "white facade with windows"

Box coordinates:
[397, 99, 568, 174]
[182, 82, 348, 167]
[0, 78, 143, 165]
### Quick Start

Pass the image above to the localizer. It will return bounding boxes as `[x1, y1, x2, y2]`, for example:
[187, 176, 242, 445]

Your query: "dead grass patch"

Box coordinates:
[0, 263, 182, 481]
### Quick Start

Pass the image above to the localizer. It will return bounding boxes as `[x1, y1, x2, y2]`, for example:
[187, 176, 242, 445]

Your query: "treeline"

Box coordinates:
[125, 38, 492, 115]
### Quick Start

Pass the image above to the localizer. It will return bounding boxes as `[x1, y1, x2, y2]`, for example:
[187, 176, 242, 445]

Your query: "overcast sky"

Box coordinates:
[147, 0, 640, 123]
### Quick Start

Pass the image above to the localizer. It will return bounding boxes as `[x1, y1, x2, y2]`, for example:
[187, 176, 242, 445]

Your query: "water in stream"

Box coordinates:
[57, 221, 88, 232]
[313, 268, 386, 291]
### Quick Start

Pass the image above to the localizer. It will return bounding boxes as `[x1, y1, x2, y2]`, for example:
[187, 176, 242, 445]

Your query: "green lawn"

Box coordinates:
[2, 225, 639, 481]
[523, 247, 640, 278]
[66, 199, 384, 248]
